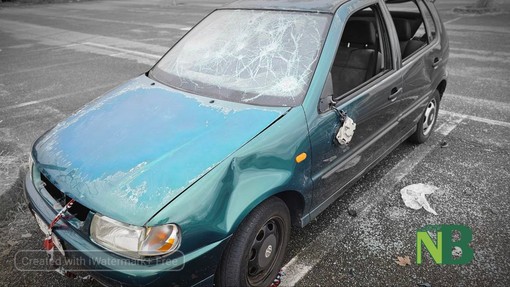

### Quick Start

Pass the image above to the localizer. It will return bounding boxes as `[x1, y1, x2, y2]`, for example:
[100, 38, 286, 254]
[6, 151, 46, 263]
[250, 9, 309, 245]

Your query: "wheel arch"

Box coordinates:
[437, 79, 447, 98]
[273, 190, 306, 227]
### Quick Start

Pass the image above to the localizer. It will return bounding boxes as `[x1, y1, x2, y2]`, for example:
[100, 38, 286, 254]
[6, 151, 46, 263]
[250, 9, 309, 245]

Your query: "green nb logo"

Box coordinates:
[416, 225, 474, 265]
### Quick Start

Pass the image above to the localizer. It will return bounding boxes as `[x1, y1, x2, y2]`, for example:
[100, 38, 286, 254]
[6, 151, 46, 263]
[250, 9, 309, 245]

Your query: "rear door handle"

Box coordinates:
[432, 57, 442, 68]
[389, 87, 402, 101]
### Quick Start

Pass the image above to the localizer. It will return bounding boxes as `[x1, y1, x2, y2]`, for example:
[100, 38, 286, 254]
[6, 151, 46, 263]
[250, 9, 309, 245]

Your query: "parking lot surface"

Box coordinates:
[0, 0, 509, 286]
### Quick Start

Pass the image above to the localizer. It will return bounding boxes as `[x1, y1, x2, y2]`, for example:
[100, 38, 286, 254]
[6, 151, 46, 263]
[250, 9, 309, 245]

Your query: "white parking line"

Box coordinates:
[445, 24, 510, 35]
[440, 110, 510, 128]
[82, 42, 160, 59]
[0, 19, 167, 61]
[444, 17, 462, 25]
[449, 51, 510, 64]
[0, 83, 115, 113]
[444, 93, 510, 112]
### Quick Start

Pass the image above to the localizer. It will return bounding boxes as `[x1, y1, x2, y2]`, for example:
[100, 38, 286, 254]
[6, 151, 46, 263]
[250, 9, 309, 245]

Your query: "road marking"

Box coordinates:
[449, 47, 510, 65]
[0, 19, 167, 65]
[444, 17, 462, 25]
[448, 70, 510, 87]
[440, 110, 510, 128]
[0, 83, 115, 113]
[82, 42, 160, 59]
[450, 47, 510, 58]
[0, 9, 194, 30]
[281, 116, 464, 286]
[444, 93, 510, 112]
[449, 51, 510, 64]
[445, 24, 510, 35]
[0, 55, 106, 77]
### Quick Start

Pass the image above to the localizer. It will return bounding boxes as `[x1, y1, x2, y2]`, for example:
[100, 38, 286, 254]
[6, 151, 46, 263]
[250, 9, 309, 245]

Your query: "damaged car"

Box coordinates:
[24, 0, 448, 286]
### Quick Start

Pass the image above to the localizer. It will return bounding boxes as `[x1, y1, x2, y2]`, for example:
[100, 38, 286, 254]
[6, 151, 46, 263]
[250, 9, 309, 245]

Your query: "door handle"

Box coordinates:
[388, 87, 402, 101]
[432, 57, 442, 68]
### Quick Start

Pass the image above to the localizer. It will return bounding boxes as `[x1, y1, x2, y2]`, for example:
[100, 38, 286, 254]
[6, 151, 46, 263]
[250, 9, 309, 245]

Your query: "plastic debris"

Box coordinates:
[400, 184, 438, 215]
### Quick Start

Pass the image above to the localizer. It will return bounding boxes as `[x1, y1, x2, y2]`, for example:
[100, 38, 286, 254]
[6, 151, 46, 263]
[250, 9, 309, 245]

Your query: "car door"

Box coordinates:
[306, 1, 405, 218]
[387, 0, 442, 131]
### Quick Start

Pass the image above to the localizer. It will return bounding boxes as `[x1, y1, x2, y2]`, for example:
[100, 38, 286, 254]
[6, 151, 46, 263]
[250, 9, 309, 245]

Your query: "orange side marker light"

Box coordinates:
[295, 152, 307, 163]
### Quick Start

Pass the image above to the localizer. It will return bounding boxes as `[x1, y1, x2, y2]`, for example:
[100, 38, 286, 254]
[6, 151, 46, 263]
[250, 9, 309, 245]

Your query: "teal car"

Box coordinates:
[24, 0, 448, 286]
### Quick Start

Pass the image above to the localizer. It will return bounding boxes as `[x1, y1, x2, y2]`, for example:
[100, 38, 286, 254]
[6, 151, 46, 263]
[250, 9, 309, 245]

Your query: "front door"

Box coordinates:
[307, 1, 405, 217]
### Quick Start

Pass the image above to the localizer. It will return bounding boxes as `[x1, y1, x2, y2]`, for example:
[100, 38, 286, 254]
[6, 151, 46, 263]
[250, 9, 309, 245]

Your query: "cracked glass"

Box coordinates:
[151, 10, 330, 107]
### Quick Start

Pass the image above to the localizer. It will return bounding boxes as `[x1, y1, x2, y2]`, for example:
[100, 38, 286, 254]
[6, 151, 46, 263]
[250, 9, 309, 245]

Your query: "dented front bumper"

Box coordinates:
[23, 172, 228, 286]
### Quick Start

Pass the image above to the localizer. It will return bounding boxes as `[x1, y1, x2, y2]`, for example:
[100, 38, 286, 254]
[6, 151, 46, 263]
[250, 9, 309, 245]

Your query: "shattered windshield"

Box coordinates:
[151, 10, 330, 107]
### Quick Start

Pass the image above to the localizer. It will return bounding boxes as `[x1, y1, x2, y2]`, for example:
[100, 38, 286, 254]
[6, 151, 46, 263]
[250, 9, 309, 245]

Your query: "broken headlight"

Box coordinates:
[90, 213, 181, 259]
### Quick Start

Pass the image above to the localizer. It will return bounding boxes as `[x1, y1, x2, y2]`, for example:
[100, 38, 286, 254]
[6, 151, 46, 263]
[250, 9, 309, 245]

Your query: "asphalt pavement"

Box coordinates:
[0, 0, 509, 286]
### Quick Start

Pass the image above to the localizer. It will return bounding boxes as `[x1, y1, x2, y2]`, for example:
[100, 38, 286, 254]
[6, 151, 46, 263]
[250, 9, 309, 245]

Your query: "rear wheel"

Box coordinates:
[410, 90, 441, 144]
[216, 197, 291, 287]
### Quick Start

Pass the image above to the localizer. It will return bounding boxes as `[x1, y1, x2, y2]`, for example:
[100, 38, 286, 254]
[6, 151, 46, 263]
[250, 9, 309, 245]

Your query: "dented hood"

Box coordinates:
[33, 75, 288, 226]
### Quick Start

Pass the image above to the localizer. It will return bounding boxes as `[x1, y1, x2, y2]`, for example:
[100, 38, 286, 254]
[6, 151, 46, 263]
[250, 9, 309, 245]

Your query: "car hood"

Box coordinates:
[33, 75, 289, 226]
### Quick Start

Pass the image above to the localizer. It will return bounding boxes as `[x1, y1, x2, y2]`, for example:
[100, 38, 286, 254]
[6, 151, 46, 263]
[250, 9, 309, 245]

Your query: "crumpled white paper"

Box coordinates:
[400, 184, 438, 215]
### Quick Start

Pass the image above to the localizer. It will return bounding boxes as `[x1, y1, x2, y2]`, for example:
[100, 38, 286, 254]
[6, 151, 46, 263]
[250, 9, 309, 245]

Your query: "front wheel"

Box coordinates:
[216, 197, 291, 287]
[409, 90, 441, 144]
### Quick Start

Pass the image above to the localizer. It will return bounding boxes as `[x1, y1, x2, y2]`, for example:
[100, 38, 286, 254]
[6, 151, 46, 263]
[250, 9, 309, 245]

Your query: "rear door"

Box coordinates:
[385, 0, 441, 131]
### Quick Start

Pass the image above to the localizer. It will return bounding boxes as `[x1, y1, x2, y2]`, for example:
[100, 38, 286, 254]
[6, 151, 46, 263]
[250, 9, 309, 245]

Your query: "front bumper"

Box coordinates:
[23, 172, 228, 286]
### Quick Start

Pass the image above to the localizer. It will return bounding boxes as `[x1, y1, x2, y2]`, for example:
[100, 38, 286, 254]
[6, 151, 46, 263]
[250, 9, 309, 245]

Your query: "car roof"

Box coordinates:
[224, 0, 350, 14]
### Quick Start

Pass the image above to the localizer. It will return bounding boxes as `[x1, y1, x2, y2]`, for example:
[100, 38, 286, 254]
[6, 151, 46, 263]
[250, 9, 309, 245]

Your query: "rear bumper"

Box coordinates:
[23, 172, 228, 286]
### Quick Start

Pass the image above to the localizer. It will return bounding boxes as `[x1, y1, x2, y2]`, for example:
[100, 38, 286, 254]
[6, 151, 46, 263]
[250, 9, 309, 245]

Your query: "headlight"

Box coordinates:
[90, 213, 181, 259]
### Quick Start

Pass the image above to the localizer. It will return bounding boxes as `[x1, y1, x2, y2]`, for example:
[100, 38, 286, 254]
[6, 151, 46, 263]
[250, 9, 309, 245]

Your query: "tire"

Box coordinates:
[216, 197, 291, 287]
[409, 90, 441, 144]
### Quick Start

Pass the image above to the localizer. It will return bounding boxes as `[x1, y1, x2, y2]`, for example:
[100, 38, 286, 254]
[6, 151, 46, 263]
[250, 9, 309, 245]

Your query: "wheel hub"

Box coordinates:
[247, 218, 282, 283]
[258, 234, 276, 268]
[423, 99, 437, 135]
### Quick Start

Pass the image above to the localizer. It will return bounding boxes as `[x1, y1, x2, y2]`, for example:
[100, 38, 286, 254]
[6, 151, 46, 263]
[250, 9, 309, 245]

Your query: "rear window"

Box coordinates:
[386, 0, 430, 60]
[387, 1, 427, 43]
[151, 10, 331, 107]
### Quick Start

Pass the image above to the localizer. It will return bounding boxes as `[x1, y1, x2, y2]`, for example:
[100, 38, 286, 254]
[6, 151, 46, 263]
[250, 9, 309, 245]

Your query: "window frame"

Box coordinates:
[319, 2, 396, 111]
[387, 0, 440, 66]
[417, 0, 438, 43]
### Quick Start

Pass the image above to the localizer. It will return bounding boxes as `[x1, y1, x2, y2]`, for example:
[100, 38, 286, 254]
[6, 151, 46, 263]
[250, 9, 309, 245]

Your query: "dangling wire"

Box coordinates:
[333, 108, 347, 122]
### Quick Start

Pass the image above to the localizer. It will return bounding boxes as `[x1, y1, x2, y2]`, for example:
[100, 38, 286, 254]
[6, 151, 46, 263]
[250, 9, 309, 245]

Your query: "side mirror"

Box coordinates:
[318, 73, 336, 113]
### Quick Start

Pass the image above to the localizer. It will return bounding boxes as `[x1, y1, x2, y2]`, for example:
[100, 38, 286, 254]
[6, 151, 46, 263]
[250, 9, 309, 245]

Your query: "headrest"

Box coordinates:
[393, 18, 413, 41]
[341, 20, 376, 45]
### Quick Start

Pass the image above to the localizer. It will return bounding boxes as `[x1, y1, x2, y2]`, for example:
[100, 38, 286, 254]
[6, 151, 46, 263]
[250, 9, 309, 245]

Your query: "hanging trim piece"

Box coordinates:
[335, 111, 356, 145]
